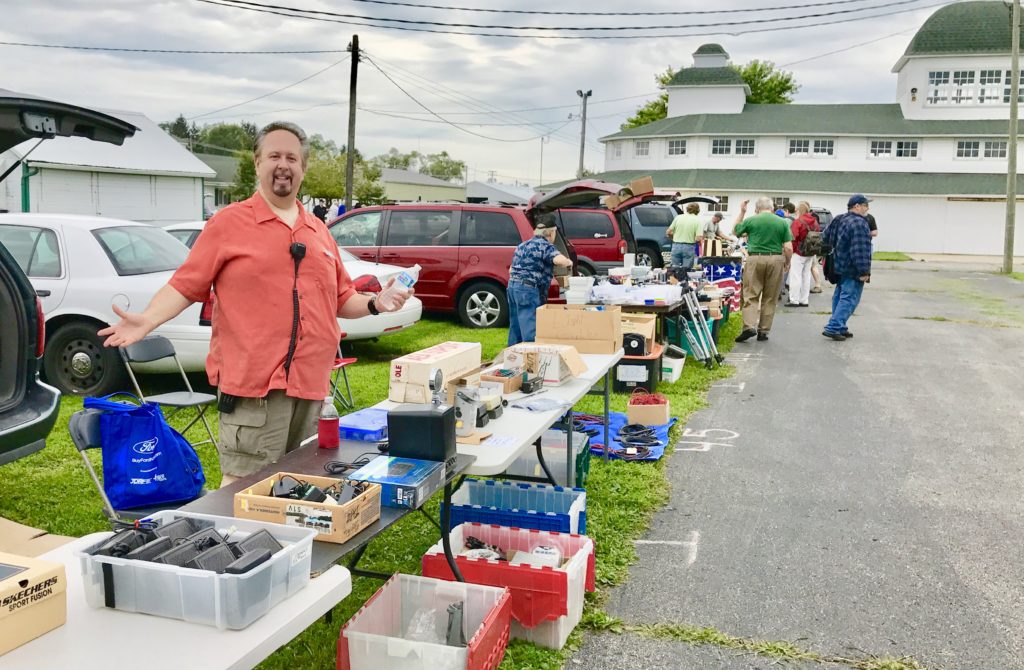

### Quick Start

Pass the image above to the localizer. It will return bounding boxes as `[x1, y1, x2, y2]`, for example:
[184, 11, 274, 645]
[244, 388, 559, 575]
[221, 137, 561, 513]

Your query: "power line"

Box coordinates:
[0, 40, 349, 54]
[363, 92, 662, 116]
[199, 0, 932, 33]
[779, 28, 915, 67]
[334, 0, 914, 16]
[188, 54, 350, 119]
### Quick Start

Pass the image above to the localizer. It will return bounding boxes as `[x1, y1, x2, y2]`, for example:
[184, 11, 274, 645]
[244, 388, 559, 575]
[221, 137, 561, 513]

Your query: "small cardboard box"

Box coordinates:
[234, 472, 381, 544]
[621, 313, 656, 344]
[480, 365, 523, 394]
[536, 304, 623, 354]
[603, 194, 621, 209]
[0, 552, 67, 657]
[629, 176, 655, 196]
[389, 341, 482, 403]
[708, 298, 723, 319]
[503, 344, 587, 386]
[626, 397, 671, 426]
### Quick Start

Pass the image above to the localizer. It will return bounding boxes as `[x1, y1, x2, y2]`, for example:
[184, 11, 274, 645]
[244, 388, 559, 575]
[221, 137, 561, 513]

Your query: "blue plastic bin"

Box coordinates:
[447, 479, 587, 534]
[338, 407, 389, 442]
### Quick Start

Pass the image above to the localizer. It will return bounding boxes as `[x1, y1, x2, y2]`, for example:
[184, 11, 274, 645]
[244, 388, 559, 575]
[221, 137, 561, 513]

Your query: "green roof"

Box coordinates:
[902, 1, 1023, 58]
[668, 66, 745, 87]
[195, 152, 241, 184]
[602, 104, 1011, 140]
[694, 43, 727, 55]
[540, 169, 1018, 197]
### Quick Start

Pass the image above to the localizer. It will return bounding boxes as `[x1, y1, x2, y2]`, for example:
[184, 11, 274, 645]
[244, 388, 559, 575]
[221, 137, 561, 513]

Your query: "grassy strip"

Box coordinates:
[872, 252, 913, 262]
[901, 315, 1017, 328]
[1009, 272, 1024, 281]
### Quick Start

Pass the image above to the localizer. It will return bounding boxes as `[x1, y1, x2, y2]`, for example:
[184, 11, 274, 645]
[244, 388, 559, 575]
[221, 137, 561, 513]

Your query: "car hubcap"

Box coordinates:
[467, 292, 500, 327]
[70, 352, 93, 377]
[62, 339, 102, 390]
[636, 252, 653, 266]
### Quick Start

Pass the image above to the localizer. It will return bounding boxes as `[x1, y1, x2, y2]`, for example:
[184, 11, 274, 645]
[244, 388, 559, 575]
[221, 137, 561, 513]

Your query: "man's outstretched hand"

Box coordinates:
[98, 304, 153, 347]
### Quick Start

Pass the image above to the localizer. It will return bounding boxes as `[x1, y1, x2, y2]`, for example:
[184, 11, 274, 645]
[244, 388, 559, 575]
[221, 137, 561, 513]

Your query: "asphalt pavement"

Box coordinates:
[570, 260, 1024, 670]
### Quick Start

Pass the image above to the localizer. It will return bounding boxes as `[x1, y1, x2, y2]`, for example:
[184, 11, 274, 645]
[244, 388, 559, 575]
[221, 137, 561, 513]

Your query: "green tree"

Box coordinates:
[420, 151, 466, 182]
[199, 123, 253, 156]
[621, 61, 799, 130]
[301, 148, 346, 199]
[229, 150, 256, 200]
[354, 163, 385, 205]
[372, 148, 420, 170]
[159, 114, 199, 145]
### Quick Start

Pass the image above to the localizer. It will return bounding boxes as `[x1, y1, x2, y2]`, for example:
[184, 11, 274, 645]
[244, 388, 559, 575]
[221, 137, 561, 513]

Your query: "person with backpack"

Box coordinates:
[821, 194, 873, 341]
[785, 201, 821, 307]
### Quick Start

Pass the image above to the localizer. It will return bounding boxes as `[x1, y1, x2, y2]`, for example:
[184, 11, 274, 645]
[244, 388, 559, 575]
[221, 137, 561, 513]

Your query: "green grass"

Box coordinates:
[0, 313, 742, 670]
[1009, 272, 1024, 281]
[872, 251, 913, 261]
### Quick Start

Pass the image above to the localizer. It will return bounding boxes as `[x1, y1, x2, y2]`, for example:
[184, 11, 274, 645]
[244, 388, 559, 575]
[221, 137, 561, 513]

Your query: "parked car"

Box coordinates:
[527, 180, 637, 275]
[621, 195, 721, 267]
[0, 88, 136, 462]
[811, 206, 833, 229]
[328, 204, 577, 328]
[164, 218, 423, 340]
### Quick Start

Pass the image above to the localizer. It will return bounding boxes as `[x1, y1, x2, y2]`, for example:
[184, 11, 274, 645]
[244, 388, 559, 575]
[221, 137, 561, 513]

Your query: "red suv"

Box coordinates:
[327, 205, 575, 328]
[528, 180, 638, 276]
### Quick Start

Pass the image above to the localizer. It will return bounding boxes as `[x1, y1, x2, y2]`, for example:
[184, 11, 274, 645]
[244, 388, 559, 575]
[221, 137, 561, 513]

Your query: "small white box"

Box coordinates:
[661, 355, 684, 383]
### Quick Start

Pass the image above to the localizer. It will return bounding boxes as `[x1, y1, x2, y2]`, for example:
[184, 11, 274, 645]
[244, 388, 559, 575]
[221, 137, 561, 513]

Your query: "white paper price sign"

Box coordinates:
[616, 364, 649, 383]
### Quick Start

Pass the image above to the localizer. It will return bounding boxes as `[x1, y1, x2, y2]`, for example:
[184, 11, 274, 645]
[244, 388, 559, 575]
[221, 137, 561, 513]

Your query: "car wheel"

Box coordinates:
[576, 263, 595, 277]
[43, 322, 129, 396]
[635, 244, 662, 268]
[458, 282, 508, 328]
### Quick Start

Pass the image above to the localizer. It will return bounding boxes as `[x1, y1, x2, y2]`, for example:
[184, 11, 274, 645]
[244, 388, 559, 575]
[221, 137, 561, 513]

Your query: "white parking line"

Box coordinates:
[634, 531, 700, 565]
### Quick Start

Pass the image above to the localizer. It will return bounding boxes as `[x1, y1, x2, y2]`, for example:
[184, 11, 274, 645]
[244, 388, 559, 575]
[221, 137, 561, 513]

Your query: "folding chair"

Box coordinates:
[119, 335, 217, 448]
[330, 339, 357, 412]
[68, 408, 205, 521]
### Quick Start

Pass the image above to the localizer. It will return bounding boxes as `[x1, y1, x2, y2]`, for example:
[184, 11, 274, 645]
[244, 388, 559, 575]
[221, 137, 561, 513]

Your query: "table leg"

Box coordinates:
[603, 370, 610, 460]
[417, 506, 443, 532]
[346, 543, 391, 581]
[565, 409, 575, 488]
[440, 480, 465, 582]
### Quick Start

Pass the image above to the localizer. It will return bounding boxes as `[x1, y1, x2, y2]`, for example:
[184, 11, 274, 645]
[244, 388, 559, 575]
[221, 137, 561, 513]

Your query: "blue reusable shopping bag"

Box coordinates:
[83, 393, 206, 510]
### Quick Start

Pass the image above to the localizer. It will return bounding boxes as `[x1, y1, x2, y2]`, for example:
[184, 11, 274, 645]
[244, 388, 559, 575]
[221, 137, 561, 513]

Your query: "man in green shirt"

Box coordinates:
[732, 197, 794, 342]
[666, 203, 705, 269]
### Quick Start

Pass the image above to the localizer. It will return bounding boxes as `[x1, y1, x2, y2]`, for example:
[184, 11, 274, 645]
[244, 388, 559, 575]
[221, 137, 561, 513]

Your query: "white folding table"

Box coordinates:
[2, 533, 352, 670]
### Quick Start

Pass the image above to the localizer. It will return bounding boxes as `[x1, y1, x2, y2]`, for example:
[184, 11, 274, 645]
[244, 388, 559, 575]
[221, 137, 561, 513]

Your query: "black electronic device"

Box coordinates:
[236, 529, 283, 555]
[387, 369, 457, 469]
[623, 333, 649, 356]
[153, 541, 202, 567]
[225, 549, 272, 574]
[124, 537, 173, 562]
[152, 517, 199, 542]
[521, 376, 543, 394]
[190, 544, 237, 573]
[94, 529, 152, 557]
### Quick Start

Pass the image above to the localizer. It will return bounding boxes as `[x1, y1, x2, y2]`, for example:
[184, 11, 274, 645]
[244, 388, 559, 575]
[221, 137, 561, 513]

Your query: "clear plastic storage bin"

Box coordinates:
[447, 479, 587, 534]
[338, 574, 511, 670]
[77, 510, 315, 630]
[422, 523, 595, 650]
[504, 430, 590, 488]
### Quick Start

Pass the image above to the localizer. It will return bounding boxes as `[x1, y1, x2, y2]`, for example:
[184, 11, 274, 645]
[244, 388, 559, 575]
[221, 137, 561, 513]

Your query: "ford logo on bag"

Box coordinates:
[132, 437, 159, 455]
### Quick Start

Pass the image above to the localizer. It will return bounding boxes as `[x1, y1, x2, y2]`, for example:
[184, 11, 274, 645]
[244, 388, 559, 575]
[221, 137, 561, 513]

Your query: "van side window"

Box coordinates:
[460, 211, 521, 246]
[385, 211, 455, 246]
[330, 212, 382, 246]
[560, 211, 614, 238]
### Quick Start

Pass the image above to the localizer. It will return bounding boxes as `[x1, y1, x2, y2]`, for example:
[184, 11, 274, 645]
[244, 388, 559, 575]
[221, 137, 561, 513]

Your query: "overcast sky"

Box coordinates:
[2, 0, 960, 186]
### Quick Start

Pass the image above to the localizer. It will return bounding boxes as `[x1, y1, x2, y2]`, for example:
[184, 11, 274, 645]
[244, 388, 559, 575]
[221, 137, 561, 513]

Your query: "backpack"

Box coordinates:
[801, 229, 824, 257]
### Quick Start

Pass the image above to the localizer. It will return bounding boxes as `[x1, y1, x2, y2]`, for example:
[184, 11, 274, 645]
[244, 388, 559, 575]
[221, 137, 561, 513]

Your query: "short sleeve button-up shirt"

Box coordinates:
[509, 235, 558, 290]
[169, 192, 356, 400]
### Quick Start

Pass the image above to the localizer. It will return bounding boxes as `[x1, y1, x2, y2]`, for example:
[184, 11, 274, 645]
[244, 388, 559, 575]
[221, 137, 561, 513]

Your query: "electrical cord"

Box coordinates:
[323, 451, 379, 475]
[284, 243, 305, 381]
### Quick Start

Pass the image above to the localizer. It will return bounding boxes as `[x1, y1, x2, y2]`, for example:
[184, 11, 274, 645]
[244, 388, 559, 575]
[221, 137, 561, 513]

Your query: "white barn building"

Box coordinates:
[597, 1, 1024, 256]
[0, 110, 214, 225]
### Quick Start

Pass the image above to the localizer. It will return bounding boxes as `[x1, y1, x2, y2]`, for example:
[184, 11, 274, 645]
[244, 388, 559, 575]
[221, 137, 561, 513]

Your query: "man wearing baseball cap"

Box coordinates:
[506, 216, 574, 345]
[821, 194, 873, 341]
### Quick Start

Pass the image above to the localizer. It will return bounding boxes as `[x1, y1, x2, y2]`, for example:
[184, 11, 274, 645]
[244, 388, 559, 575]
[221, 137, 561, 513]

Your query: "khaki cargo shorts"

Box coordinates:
[216, 390, 319, 478]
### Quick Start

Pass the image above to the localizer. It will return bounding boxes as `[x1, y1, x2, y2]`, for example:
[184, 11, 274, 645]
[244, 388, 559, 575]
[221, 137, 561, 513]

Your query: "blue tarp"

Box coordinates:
[575, 410, 676, 462]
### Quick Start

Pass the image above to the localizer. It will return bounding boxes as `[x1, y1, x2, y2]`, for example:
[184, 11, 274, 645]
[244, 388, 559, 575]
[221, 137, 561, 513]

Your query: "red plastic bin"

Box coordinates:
[422, 523, 595, 649]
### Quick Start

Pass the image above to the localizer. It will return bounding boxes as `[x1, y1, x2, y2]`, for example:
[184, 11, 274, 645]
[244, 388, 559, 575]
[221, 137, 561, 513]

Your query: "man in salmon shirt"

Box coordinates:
[99, 121, 411, 484]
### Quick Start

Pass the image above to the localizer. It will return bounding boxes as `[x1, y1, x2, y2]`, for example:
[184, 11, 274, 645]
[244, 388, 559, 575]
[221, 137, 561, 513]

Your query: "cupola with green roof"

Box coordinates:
[666, 44, 750, 117]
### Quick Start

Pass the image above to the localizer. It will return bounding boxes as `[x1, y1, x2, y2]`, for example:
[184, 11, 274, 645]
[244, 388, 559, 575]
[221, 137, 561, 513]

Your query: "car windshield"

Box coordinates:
[634, 206, 675, 227]
[92, 226, 188, 276]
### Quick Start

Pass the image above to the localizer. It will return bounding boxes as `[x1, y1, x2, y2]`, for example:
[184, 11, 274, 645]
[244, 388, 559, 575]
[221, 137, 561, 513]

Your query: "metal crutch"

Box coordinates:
[685, 289, 724, 366]
[682, 288, 714, 368]
[678, 313, 709, 364]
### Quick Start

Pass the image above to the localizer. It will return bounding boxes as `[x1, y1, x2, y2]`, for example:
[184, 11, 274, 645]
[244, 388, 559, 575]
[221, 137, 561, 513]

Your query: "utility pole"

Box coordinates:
[576, 89, 592, 179]
[539, 135, 549, 187]
[1005, 2, 1020, 273]
[345, 35, 359, 210]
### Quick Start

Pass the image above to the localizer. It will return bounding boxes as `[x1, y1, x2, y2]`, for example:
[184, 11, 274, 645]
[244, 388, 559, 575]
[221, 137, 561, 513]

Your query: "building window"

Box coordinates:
[813, 139, 835, 156]
[927, 70, 950, 104]
[951, 70, 975, 104]
[667, 139, 687, 156]
[612, 142, 622, 159]
[984, 140, 1008, 158]
[895, 140, 919, 158]
[789, 139, 809, 155]
[711, 139, 732, 155]
[956, 140, 980, 158]
[980, 69, 1002, 103]
[735, 139, 756, 155]
[634, 140, 649, 157]
[1004, 70, 1024, 103]
[772, 197, 790, 211]
[707, 195, 729, 212]
[869, 140, 893, 158]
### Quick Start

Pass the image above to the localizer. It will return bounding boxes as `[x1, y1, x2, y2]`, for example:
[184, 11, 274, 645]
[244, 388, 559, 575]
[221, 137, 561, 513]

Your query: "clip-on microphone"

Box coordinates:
[284, 242, 307, 380]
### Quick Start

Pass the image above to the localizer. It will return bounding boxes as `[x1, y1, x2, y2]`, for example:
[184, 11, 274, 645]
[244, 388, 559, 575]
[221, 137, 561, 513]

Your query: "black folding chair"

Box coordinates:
[68, 409, 205, 521]
[119, 335, 217, 448]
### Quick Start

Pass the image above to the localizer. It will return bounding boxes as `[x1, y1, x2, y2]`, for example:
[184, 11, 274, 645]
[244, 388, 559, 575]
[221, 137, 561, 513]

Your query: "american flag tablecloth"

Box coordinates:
[701, 257, 742, 312]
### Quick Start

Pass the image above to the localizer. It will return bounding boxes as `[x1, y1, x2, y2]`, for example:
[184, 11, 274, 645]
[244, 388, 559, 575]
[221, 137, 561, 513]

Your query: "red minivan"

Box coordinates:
[327, 205, 576, 328]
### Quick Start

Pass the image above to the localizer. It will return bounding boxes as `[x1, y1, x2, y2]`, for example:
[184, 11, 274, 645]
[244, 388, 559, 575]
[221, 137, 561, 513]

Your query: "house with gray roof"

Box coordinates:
[380, 167, 465, 203]
[196, 152, 241, 214]
[596, 1, 1024, 256]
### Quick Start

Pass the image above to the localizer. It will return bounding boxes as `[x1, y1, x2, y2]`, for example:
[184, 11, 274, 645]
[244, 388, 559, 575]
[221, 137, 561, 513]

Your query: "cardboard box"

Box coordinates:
[708, 298, 723, 319]
[0, 518, 72, 558]
[503, 343, 587, 386]
[480, 365, 523, 394]
[626, 397, 671, 426]
[234, 472, 381, 544]
[389, 341, 482, 403]
[535, 304, 623, 354]
[0, 552, 66, 657]
[629, 176, 655, 196]
[603, 194, 621, 209]
[621, 313, 656, 344]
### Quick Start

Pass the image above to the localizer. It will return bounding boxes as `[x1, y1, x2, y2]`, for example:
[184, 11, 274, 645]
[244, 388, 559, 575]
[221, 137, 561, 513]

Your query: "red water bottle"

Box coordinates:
[318, 396, 340, 449]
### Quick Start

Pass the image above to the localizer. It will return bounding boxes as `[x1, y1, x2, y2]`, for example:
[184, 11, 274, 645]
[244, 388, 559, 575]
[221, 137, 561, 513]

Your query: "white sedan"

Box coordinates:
[0, 214, 420, 396]
[164, 220, 423, 341]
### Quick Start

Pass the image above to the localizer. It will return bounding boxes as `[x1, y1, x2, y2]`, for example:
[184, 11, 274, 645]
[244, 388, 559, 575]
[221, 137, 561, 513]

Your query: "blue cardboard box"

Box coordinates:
[347, 456, 446, 509]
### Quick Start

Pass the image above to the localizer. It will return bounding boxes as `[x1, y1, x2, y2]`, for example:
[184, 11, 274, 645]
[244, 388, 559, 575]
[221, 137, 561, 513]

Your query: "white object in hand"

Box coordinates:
[375, 263, 420, 311]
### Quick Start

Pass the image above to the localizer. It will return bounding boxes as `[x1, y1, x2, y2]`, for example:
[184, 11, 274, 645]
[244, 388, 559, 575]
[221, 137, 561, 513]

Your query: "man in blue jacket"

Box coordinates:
[822, 194, 873, 341]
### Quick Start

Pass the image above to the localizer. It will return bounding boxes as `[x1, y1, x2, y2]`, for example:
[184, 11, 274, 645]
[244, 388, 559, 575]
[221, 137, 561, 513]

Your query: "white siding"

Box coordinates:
[667, 86, 746, 117]
[897, 55, 1015, 120]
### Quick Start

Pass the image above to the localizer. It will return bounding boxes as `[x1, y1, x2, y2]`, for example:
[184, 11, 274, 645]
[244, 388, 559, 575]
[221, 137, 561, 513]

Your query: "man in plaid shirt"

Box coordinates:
[822, 194, 873, 341]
